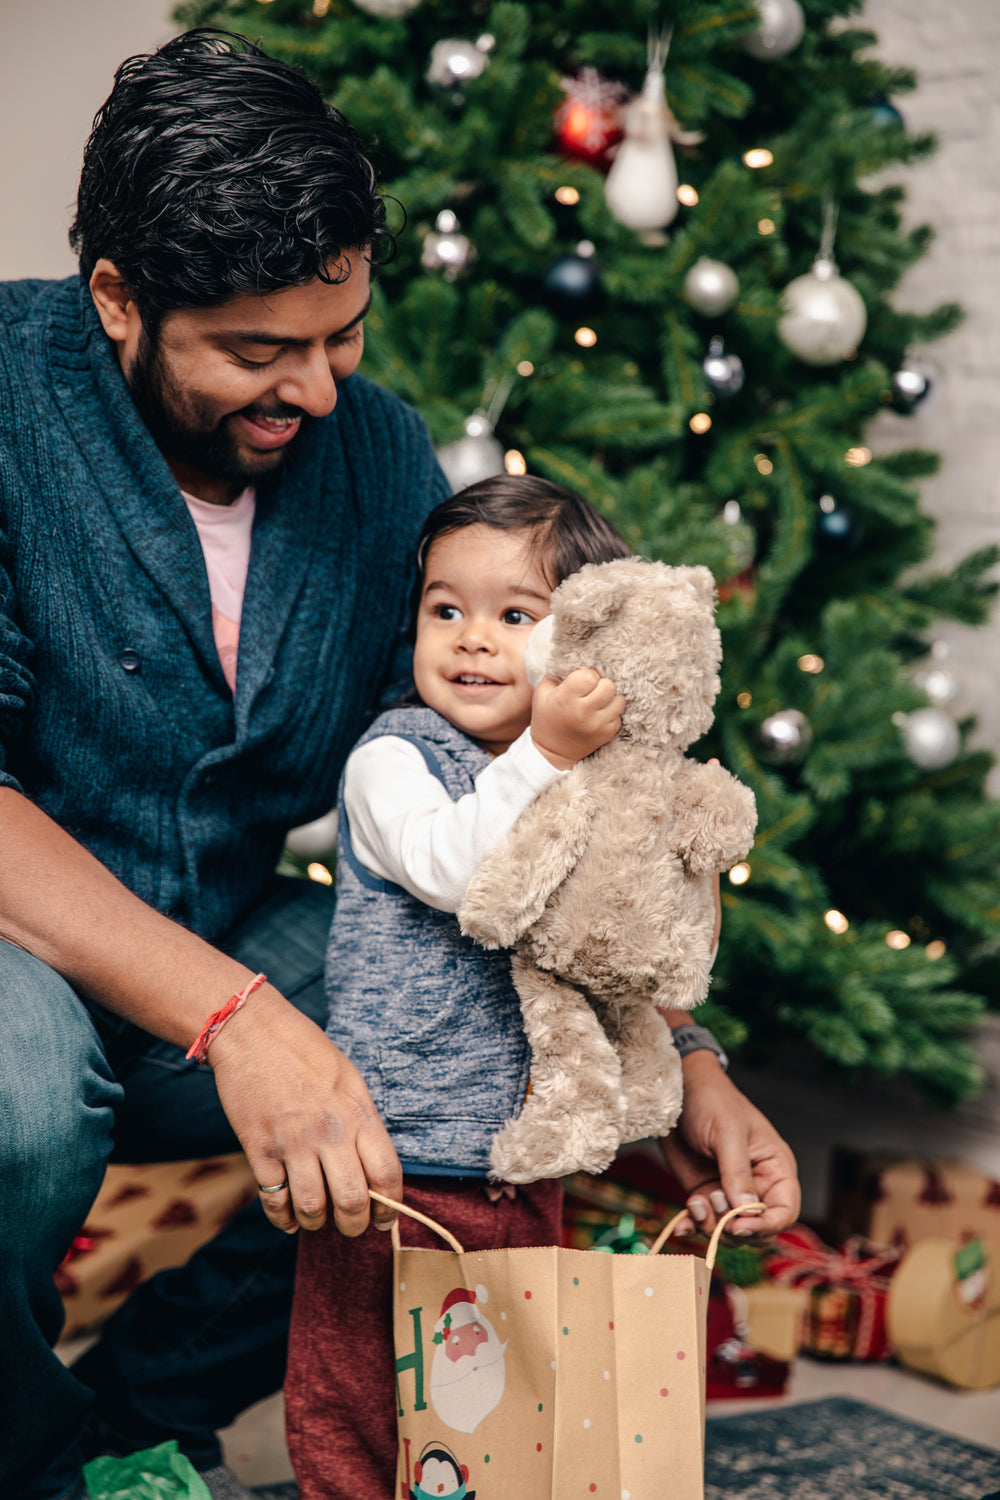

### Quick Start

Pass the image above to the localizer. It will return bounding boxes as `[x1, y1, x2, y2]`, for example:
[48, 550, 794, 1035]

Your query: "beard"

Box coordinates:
[126, 325, 310, 490]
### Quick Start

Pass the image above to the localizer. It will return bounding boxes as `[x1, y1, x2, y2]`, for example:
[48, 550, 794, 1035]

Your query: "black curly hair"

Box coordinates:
[70, 29, 395, 330]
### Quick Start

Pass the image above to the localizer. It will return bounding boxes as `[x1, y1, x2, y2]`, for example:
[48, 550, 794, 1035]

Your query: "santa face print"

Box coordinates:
[413, 525, 552, 757]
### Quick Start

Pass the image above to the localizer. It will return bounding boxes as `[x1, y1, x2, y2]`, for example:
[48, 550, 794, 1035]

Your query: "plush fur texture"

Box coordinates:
[458, 558, 757, 1183]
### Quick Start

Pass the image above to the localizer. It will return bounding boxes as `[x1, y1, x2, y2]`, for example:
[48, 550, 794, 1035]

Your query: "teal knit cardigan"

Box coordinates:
[0, 277, 450, 940]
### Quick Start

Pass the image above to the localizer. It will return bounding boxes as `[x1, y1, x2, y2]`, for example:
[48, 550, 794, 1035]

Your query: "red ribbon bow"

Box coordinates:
[766, 1224, 904, 1360]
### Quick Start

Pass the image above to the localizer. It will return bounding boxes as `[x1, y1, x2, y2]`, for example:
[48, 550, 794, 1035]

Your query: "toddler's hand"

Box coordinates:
[530, 668, 626, 770]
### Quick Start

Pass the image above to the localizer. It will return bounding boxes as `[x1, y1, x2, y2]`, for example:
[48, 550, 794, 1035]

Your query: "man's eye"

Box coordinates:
[504, 609, 535, 625]
[235, 353, 277, 371]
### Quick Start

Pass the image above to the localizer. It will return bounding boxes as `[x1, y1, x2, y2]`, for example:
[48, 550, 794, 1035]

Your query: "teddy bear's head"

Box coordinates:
[529, 557, 721, 751]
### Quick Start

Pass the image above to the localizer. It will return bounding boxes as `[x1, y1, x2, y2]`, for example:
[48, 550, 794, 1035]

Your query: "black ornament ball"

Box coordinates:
[889, 358, 933, 415]
[814, 496, 860, 550]
[542, 249, 603, 316]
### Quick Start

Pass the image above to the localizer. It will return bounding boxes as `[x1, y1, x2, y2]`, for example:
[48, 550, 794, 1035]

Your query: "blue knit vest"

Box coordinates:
[325, 707, 530, 1174]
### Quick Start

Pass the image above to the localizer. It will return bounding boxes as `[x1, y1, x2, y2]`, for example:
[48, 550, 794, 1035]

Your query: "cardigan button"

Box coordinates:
[119, 648, 142, 673]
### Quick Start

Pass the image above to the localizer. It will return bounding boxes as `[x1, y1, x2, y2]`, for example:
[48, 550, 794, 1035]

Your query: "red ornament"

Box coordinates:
[554, 68, 628, 170]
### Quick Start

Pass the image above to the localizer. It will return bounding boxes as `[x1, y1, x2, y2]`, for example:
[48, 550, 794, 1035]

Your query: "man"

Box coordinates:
[0, 30, 799, 1500]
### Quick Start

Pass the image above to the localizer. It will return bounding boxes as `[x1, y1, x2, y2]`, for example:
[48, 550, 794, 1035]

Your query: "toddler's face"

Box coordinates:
[413, 524, 552, 756]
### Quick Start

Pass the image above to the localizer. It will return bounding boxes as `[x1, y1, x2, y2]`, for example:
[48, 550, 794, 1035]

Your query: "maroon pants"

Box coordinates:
[285, 1177, 563, 1500]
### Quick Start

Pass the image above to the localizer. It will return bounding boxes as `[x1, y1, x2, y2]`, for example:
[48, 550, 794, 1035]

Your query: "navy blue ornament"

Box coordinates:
[815, 495, 860, 549]
[867, 97, 904, 130]
[542, 245, 604, 316]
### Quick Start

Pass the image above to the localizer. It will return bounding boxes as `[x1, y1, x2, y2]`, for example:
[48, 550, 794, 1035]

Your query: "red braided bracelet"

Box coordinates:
[185, 972, 267, 1065]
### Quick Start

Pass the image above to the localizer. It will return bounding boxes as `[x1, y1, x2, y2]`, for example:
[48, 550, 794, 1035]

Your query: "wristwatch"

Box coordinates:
[670, 1023, 729, 1072]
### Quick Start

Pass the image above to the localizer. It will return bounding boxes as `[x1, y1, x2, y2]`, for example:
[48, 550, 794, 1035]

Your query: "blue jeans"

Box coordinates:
[0, 876, 335, 1500]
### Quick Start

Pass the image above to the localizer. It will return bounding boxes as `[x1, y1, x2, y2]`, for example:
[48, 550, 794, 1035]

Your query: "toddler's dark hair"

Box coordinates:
[412, 475, 630, 634]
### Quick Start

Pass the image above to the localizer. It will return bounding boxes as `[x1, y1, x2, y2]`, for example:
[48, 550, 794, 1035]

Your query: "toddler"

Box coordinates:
[285, 474, 631, 1498]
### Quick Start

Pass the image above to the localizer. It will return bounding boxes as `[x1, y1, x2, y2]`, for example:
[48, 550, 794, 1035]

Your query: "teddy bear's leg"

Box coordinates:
[604, 1004, 683, 1144]
[490, 956, 626, 1184]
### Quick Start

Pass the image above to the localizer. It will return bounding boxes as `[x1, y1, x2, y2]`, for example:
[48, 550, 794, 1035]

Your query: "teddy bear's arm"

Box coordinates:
[458, 772, 594, 949]
[671, 761, 757, 874]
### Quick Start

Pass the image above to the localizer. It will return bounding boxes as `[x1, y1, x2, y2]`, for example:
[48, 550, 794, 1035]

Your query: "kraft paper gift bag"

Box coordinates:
[373, 1191, 761, 1500]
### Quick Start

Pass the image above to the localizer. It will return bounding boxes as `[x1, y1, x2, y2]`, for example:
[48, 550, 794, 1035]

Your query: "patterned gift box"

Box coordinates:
[829, 1147, 1000, 1250]
[764, 1224, 905, 1361]
[56, 1155, 257, 1339]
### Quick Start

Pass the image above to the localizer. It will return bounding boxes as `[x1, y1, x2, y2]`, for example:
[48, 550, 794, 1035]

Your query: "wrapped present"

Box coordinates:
[764, 1224, 904, 1361]
[57, 1155, 257, 1339]
[733, 1282, 808, 1362]
[829, 1147, 1000, 1250]
[705, 1281, 791, 1399]
[887, 1236, 1000, 1390]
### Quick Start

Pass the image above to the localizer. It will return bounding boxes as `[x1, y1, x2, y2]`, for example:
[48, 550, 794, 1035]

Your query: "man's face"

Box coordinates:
[121, 252, 371, 502]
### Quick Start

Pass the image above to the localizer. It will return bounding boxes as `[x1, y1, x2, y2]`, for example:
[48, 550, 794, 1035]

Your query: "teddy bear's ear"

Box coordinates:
[553, 560, 637, 630]
[675, 565, 717, 609]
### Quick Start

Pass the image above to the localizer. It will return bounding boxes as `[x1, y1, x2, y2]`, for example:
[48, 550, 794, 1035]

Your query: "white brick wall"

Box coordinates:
[863, 0, 1000, 790]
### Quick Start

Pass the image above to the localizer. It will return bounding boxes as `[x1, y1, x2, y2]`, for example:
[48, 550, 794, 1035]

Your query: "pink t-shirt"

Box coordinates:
[181, 487, 256, 693]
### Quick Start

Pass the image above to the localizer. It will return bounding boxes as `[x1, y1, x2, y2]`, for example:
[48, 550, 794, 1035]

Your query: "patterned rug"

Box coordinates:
[248, 1399, 1000, 1499]
[705, 1396, 1000, 1500]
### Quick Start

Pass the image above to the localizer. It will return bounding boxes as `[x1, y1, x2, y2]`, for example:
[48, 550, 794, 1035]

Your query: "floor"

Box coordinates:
[57, 1332, 999, 1490]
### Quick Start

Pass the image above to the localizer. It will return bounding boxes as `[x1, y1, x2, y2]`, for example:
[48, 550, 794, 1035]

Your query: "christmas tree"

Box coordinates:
[175, 0, 1000, 1106]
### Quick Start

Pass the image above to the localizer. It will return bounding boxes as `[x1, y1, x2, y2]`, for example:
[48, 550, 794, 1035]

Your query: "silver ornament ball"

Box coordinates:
[436, 414, 505, 491]
[778, 258, 867, 365]
[703, 337, 745, 396]
[684, 258, 739, 316]
[427, 36, 492, 90]
[352, 0, 422, 15]
[421, 210, 473, 278]
[912, 642, 960, 709]
[758, 708, 812, 763]
[742, 0, 806, 58]
[896, 707, 961, 770]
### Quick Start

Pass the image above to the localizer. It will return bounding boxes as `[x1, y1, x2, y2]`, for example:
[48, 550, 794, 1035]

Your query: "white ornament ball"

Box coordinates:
[742, 0, 805, 58]
[285, 808, 339, 861]
[427, 37, 491, 90]
[683, 258, 739, 316]
[777, 258, 867, 365]
[436, 414, 505, 491]
[352, 0, 422, 15]
[897, 707, 961, 770]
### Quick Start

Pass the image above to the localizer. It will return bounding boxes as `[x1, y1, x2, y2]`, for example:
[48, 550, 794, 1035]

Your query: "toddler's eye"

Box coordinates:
[435, 604, 462, 621]
[503, 609, 535, 626]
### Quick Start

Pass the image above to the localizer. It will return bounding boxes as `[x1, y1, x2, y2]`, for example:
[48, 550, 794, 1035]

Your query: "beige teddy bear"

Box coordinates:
[458, 557, 757, 1184]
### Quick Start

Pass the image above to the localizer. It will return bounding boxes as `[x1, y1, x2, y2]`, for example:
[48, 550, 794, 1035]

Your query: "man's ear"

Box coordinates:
[89, 259, 141, 349]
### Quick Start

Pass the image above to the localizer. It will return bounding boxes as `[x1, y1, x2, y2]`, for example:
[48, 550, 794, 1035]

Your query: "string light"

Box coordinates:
[846, 446, 872, 466]
[307, 862, 333, 885]
[517, 360, 534, 376]
[798, 654, 824, 674]
[754, 454, 773, 475]
[926, 940, 946, 960]
[743, 148, 773, 168]
[504, 449, 527, 475]
[819, 494, 837, 513]
[737, 691, 753, 708]
[728, 862, 751, 885]
[574, 327, 597, 347]
[758, 218, 776, 235]
[555, 185, 580, 206]
[313, 0, 330, 12]
[677, 184, 699, 206]
[824, 909, 849, 934]
[689, 412, 712, 434]
[886, 930, 911, 950]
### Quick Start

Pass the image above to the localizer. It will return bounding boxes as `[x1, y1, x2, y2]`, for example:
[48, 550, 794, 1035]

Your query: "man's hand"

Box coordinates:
[530, 668, 626, 770]
[661, 1051, 800, 1243]
[207, 988, 403, 1237]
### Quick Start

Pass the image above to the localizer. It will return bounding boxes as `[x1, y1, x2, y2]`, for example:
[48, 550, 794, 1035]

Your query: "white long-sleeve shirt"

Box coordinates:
[342, 726, 566, 912]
